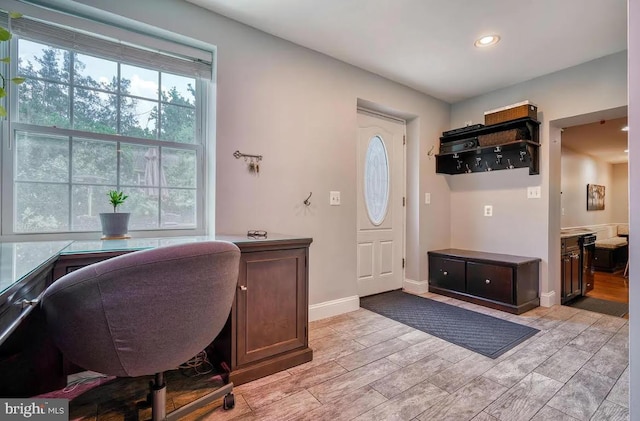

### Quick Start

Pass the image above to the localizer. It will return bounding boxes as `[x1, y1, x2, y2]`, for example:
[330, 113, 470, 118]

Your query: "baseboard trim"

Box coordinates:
[309, 295, 360, 322]
[540, 291, 556, 307]
[403, 278, 429, 294]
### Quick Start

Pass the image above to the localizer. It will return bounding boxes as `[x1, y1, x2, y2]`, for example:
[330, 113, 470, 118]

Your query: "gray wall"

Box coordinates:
[449, 52, 627, 306]
[611, 163, 629, 223]
[560, 146, 614, 227]
[72, 0, 452, 307]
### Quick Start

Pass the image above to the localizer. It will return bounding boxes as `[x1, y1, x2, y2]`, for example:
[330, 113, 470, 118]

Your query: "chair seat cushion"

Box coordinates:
[595, 237, 628, 249]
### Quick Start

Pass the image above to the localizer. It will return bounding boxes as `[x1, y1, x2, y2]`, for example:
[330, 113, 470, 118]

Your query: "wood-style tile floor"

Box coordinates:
[65, 292, 629, 421]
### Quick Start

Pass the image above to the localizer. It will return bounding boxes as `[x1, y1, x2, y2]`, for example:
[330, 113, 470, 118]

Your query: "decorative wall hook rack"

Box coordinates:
[233, 150, 262, 161]
[233, 150, 263, 173]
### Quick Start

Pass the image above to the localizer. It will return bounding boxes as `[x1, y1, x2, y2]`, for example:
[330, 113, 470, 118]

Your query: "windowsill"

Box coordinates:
[0, 228, 207, 244]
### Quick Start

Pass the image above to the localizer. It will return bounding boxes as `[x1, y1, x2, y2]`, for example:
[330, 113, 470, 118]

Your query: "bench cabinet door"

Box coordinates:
[428, 255, 465, 293]
[466, 262, 514, 304]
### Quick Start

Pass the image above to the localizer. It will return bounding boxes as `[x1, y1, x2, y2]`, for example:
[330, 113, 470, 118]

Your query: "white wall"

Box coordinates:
[450, 52, 627, 306]
[69, 0, 452, 309]
[611, 163, 629, 223]
[628, 1, 638, 418]
[560, 146, 614, 227]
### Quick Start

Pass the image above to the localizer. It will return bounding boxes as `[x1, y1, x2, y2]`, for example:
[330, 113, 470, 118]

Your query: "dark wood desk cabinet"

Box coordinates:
[0, 235, 312, 397]
[428, 249, 540, 314]
[211, 238, 313, 385]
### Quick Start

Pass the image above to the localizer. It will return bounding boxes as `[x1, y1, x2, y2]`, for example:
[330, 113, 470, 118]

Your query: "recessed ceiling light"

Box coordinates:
[622, 126, 629, 131]
[474, 35, 501, 48]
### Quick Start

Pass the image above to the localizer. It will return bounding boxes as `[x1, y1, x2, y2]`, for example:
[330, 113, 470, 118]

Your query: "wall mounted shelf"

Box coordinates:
[436, 117, 540, 175]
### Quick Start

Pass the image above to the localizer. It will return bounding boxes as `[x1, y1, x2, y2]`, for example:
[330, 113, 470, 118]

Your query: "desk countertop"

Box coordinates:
[0, 234, 312, 347]
[1, 234, 311, 297]
[0, 241, 72, 296]
[560, 229, 597, 239]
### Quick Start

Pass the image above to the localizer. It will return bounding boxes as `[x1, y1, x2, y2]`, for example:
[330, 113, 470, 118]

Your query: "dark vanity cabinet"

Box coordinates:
[428, 249, 540, 314]
[561, 236, 582, 303]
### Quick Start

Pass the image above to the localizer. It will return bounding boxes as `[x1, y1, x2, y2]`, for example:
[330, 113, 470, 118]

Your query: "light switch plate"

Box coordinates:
[484, 205, 493, 217]
[527, 186, 541, 199]
[425, 193, 431, 205]
[330, 191, 341, 206]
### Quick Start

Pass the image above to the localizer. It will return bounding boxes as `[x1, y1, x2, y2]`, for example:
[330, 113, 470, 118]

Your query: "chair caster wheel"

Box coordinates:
[223, 392, 235, 410]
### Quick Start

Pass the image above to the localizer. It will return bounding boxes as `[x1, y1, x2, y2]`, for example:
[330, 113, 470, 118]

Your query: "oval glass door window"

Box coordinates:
[364, 135, 389, 225]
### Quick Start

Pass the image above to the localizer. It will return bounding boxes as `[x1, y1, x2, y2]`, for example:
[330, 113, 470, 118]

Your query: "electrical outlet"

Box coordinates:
[484, 205, 493, 217]
[425, 193, 431, 205]
[527, 186, 541, 199]
[330, 191, 341, 206]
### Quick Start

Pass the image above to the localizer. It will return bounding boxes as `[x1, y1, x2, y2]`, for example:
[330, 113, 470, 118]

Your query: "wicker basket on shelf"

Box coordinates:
[484, 102, 537, 125]
[478, 128, 529, 146]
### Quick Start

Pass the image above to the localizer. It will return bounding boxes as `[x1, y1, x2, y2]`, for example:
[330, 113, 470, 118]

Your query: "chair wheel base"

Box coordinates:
[223, 393, 235, 410]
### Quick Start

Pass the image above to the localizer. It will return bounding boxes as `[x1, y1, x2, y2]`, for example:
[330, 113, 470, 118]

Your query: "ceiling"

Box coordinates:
[185, 0, 627, 104]
[562, 116, 629, 164]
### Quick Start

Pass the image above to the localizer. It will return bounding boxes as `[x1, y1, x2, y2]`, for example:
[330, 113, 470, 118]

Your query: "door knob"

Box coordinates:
[238, 285, 248, 291]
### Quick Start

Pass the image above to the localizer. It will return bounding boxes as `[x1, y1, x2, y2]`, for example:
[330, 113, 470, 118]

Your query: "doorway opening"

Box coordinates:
[556, 108, 629, 318]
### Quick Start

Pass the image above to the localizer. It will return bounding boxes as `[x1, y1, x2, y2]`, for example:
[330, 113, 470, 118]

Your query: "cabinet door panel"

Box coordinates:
[428, 256, 465, 292]
[571, 254, 582, 297]
[467, 262, 514, 304]
[237, 249, 306, 366]
[562, 254, 573, 302]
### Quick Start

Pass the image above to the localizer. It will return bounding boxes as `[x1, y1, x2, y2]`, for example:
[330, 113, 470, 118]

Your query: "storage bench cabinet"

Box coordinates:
[428, 249, 540, 314]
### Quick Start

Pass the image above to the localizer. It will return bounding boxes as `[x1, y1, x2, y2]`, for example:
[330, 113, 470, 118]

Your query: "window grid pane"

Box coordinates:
[13, 37, 203, 234]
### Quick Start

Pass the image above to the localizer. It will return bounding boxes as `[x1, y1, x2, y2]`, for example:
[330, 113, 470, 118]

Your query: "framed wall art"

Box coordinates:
[587, 184, 605, 211]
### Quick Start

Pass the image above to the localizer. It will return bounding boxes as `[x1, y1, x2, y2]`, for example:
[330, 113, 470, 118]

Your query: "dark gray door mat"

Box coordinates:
[359, 290, 539, 359]
[565, 296, 628, 317]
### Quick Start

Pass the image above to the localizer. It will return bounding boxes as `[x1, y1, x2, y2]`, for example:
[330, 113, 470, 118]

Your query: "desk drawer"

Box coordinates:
[467, 262, 514, 304]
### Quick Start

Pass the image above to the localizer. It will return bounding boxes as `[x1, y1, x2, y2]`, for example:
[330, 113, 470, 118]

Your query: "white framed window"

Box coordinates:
[1, 14, 212, 236]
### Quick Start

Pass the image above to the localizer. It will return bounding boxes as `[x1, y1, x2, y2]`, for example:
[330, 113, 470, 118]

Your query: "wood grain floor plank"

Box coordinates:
[485, 372, 563, 421]
[60, 303, 628, 421]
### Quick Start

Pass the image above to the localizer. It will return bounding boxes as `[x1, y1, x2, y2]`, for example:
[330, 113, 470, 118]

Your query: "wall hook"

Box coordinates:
[427, 145, 435, 158]
[519, 150, 527, 162]
[303, 192, 312, 206]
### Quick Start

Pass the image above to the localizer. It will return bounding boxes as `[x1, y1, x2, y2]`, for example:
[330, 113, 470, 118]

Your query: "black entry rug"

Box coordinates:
[566, 296, 629, 317]
[360, 290, 539, 359]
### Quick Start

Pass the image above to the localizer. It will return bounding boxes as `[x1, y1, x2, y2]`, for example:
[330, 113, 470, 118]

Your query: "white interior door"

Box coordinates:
[357, 111, 405, 297]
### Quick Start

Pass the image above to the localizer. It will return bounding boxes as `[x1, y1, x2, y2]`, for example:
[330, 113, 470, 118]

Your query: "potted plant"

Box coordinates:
[100, 190, 131, 239]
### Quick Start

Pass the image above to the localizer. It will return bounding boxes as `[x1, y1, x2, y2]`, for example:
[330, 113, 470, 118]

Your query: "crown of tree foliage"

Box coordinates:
[15, 42, 198, 232]
[0, 11, 25, 117]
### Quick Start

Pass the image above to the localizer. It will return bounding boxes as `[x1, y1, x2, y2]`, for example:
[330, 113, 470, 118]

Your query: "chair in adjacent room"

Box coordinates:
[41, 241, 241, 421]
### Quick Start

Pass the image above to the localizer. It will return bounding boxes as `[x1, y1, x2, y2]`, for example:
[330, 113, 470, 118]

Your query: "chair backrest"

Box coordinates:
[41, 241, 240, 377]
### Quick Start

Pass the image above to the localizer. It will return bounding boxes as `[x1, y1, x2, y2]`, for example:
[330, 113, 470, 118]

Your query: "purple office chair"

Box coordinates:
[41, 241, 240, 420]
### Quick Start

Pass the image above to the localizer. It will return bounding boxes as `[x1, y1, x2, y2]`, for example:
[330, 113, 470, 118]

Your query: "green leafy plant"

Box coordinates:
[107, 190, 128, 213]
[0, 11, 26, 117]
